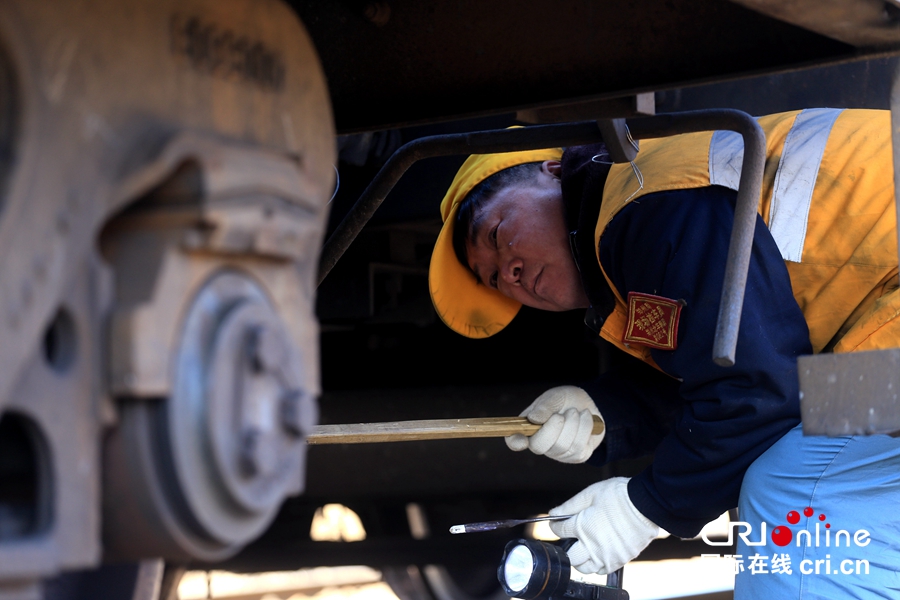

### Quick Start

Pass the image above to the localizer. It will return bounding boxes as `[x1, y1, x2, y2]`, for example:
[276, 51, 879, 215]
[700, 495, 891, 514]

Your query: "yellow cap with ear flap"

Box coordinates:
[429, 146, 564, 339]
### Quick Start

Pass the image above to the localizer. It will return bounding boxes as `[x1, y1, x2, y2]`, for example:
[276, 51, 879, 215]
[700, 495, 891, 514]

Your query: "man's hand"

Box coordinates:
[548, 477, 658, 574]
[505, 386, 604, 463]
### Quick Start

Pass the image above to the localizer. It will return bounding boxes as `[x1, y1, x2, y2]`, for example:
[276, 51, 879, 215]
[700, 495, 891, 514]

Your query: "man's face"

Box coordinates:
[465, 161, 589, 312]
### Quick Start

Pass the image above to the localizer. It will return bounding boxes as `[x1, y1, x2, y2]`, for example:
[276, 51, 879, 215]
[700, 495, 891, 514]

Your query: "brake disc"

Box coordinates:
[105, 270, 316, 561]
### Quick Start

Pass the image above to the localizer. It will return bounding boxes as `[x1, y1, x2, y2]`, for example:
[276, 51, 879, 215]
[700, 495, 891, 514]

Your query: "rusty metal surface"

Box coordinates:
[288, 0, 852, 133]
[101, 140, 325, 561]
[799, 350, 900, 436]
[0, 256, 107, 580]
[732, 0, 900, 48]
[104, 132, 326, 400]
[0, 0, 894, 593]
[0, 0, 334, 586]
[0, 0, 333, 419]
[103, 270, 316, 561]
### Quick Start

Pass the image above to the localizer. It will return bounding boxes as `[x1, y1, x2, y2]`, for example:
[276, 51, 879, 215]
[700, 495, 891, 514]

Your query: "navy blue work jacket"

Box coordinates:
[561, 145, 810, 538]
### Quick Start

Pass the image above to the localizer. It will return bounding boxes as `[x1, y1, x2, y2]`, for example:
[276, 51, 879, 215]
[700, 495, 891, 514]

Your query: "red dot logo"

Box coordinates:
[818, 513, 826, 521]
[772, 526, 793, 547]
[803, 507, 814, 517]
[787, 510, 800, 524]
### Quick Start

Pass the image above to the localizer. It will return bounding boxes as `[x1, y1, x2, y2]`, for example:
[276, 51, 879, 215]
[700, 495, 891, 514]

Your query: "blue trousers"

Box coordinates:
[735, 424, 900, 598]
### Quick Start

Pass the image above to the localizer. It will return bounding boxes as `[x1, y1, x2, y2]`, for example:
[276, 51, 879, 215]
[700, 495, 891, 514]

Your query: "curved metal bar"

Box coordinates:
[627, 110, 766, 367]
[317, 122, 606, 285]
[318, 109, 765, 367]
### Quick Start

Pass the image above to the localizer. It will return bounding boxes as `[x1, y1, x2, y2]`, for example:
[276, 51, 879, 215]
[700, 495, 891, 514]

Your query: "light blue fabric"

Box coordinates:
[735, 424, 900, 599]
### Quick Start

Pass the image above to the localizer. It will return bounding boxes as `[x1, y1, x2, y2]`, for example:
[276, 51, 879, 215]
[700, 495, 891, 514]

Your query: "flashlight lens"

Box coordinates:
[503, 544, 535, 593]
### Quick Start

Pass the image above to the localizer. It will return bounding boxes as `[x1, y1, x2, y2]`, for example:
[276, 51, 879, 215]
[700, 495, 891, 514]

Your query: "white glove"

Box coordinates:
[505, 386, 604, 463]
[548, 477, 659, 575]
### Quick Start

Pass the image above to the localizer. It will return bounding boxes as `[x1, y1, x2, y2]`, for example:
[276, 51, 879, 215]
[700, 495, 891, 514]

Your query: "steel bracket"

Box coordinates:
[596, 118, 639, 163]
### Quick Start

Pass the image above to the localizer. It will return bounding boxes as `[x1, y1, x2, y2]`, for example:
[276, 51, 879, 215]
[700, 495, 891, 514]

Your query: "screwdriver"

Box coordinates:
[450, 514, 573, 534]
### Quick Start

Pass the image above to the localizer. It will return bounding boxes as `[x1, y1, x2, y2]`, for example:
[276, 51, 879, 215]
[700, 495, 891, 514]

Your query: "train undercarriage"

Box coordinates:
[0, 1, 898, 599]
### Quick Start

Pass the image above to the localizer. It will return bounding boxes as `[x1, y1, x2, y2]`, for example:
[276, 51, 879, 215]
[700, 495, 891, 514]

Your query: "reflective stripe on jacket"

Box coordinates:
[594, 109, 899, 361]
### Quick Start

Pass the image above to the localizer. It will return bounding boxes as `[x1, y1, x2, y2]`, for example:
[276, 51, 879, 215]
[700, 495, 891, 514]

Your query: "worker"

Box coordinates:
[428, 109, 900, 598]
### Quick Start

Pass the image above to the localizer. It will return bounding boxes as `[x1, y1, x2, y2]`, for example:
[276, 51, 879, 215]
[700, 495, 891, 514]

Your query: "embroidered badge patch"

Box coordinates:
[623, 292, 683, 350]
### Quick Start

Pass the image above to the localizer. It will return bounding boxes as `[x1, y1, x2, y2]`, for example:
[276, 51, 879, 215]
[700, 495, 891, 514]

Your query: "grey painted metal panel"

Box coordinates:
[799, 350, 900, 436]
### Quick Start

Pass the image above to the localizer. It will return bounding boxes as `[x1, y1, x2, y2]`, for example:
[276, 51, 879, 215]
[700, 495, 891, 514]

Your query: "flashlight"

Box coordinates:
[497, 539, 628, 600]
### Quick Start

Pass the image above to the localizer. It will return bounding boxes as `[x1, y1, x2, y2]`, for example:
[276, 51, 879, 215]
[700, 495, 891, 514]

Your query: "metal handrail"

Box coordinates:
[626, 110, 766, 367]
